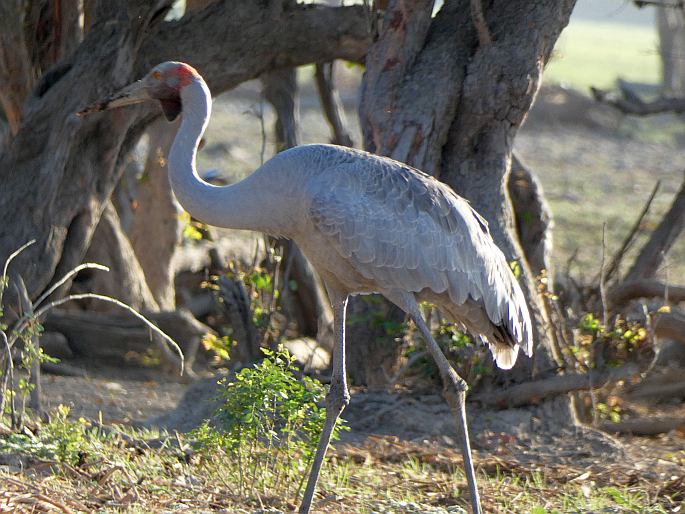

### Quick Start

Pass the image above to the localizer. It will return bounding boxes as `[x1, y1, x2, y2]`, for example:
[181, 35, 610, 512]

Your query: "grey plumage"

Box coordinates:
[288, 144, 532, 369]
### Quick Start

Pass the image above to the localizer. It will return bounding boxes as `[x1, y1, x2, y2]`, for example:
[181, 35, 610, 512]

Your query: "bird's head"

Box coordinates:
[77, 61, 201, 121]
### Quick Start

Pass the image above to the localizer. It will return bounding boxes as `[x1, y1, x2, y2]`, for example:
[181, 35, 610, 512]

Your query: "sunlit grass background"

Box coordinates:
[545, 20, 660, 90]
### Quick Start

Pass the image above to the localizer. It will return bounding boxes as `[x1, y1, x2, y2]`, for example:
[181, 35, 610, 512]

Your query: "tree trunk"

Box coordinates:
[44, 308, 207, 377]
[0, 1, 370, 306]
[76, 201, 159, 312]
[0, 1, 35, 137]
[0, 0, 82, 140]
[355, 0, 575, 388]
[126, 118, 182, 310]
[509, 154, 553, 278]
[315, 62, 355, 147]
[657, 5, 685, 95]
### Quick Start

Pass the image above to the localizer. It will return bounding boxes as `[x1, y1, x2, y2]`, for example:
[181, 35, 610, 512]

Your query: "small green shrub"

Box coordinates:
[192, 346, 346, 504]
[0, 405, 90, 464]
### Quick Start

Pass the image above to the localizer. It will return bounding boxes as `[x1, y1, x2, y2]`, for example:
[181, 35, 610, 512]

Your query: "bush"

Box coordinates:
[192, 346, 347, 504]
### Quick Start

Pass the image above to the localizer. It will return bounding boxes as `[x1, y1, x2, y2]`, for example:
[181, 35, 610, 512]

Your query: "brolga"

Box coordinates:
[79, 62, 533, 514]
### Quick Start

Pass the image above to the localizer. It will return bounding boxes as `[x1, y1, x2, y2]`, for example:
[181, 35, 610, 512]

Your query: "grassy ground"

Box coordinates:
[1, 416, 681, 513]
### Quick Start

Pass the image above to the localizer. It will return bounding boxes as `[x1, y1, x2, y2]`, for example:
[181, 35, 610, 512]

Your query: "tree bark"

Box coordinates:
[509, 154, 553, 278]
[608, 279, 685, 309]
[44, 307, 206, 378]
[76, 201, 159, 312]
[262, 67, 300, 152]
[0, 1, 370, 307]
[315, 63, 355, 147]
[439, 1, 574, 381]
[355, 0, 575, 387]
[126, 118, 182, 310]
[0, 1, 35, 137]
[657, 4, 685, 95]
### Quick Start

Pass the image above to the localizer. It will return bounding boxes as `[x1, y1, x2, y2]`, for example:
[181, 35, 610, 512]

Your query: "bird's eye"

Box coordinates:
[152, 71, 162, 80]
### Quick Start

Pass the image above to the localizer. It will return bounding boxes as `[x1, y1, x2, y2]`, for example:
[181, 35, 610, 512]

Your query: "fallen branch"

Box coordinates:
[44, 308, 211, 380]
[472, 363, 639, 408]
[591, 83, 685, 115]
[599, 417, 684, 435]
[608, 279, 685, 309]
[627, 381, 685, 401]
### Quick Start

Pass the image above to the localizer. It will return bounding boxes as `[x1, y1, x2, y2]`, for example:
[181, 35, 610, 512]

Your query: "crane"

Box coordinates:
[79, 61, 533, 514]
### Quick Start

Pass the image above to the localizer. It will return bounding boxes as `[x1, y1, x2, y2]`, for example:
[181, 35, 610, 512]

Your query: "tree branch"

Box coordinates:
[625, 172, 685, 281]
[315, 63, 354, 147]
[470, 0, 491, 46]
[592, 82, 685, 116]
[634, 0, 684, 9]
[471, 363, 639, 408]
[139, 2, 371, 94]
[0, 2, 371, 302]
[603, 180, 660, 283]
[608, 279, 685, 308]
[599, 417, 684, 435]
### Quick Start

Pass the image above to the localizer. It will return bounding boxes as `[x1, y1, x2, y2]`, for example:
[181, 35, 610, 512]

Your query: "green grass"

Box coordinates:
[544, 20, 661, 90]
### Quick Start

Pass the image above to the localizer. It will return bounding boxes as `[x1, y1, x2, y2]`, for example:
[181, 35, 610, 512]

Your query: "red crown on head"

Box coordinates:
[174, 62, 200, 87]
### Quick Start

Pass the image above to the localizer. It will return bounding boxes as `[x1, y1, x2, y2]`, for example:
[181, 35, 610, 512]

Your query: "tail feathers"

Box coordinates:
[489, 342, 520, 370]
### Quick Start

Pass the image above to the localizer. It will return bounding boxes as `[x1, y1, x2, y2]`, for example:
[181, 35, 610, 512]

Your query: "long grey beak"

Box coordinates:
[77, 80, 151, 116]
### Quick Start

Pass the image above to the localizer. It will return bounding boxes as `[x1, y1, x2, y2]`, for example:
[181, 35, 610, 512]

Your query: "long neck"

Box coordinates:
[168, 78, 280, 233]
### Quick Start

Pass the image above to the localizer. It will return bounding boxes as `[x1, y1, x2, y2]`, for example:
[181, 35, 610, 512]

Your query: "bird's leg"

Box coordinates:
[299, 295, 350, 514]
[388, 291, 482, 514]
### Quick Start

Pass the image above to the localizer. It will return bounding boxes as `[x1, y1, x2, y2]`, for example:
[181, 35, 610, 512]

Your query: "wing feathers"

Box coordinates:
[306, 150, 533, 366]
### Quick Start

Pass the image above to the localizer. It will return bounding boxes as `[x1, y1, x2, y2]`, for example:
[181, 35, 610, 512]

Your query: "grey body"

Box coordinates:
[82, 61, 533, 514]
[252, 144, 532, 368]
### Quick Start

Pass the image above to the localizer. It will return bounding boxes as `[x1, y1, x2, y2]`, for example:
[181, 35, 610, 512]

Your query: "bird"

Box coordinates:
[78, 61, 533, 514]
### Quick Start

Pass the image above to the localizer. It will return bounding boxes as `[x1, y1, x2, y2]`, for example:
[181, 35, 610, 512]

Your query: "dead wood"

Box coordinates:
[43, 308, 210, 380]
[599, 417, 684, 435]
[608, 279, 685, 309]
[624, 172, 685, 281]
[40, 361, 86, 377]
[628, 380, 685, 401]
[626, 367, 685, 392]
[472, 363, 640, 408]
